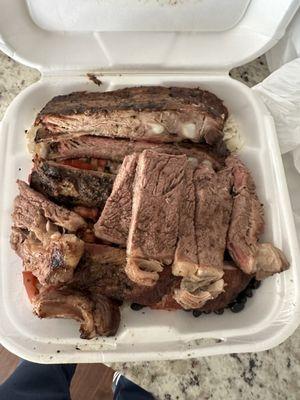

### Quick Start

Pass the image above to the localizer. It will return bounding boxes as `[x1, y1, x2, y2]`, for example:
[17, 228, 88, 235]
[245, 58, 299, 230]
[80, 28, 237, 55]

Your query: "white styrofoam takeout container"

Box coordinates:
[0, 0, 300, 363]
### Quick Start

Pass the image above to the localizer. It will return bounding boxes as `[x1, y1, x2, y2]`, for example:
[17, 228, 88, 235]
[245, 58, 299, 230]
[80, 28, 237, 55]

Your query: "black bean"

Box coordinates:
[214, 308, 224, 315]
[236, 293, 247, 304]
[203, 310, 211, 315]
[130, 303, 144, 311]
[244, 287, 253, 298]
[230, 302, 245, 313]
[192, 310, 202, 318]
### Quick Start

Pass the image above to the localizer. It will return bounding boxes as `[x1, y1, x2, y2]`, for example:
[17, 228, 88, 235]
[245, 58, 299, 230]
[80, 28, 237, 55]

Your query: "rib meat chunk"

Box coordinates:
[34, 86, 228, 145]
[94, 154, 138, 245]
[11, 227, 84, 286]
[71, 244, 179, 306]
[16, 180, 86, 232]
[11, 181, 85, 285]
[30, 159, 114, 209]
[152, 263, 251, 312]
[36, 136, 225, 171]
[33, 288, 120, 338]
[126, 151, 187, 286]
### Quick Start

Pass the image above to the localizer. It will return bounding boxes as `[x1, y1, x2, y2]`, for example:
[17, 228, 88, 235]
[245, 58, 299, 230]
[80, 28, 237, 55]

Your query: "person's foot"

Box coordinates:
[111, 371, 155, 399]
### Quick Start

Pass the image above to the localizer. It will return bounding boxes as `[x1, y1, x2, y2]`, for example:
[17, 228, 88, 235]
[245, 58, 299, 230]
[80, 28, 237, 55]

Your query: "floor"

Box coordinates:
[0, 345, 114, 399]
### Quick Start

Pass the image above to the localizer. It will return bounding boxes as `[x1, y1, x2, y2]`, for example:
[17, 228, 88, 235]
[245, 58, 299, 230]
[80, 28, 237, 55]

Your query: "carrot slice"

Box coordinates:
[73, 206, 99, 221]
[22, 271, 39, 303]
[62, 159, 95, 170]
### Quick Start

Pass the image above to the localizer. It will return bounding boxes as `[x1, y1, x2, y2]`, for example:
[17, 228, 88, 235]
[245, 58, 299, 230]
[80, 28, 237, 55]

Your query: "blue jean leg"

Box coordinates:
[0, 360, 76, 400]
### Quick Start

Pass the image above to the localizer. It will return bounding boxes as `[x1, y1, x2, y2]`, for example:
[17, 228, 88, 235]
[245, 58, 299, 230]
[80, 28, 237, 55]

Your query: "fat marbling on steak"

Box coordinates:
[226, 155, 289, 278]
[36, 136, 225, 171]
[30, 159, 114, 209]
[126, 150, 187, 286]
[94, 153, 138, 246]
[33, 86, 228, 145]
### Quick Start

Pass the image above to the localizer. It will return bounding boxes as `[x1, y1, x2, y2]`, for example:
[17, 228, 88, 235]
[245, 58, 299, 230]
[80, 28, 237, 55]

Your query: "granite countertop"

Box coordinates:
[1, 52, 299, 400]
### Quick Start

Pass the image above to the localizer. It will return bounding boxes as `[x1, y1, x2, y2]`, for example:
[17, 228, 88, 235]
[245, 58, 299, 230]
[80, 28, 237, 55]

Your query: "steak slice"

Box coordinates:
[16, 180, 86, 232]
[172, 163, 198, 277]
[71, 244, 179, 306]
[171, 162, 233, 309]
[126, 151, 187, 286]
[36, 136, 225, 171]
[30, 159, 114, 209]
[194, 163, 233, 272]
[33, 288, 120, 338]
[34, 86, 227, 145]
[94, 154, 138, 245]
[225, 156, 263, 273]
[226, 155, 289, 278]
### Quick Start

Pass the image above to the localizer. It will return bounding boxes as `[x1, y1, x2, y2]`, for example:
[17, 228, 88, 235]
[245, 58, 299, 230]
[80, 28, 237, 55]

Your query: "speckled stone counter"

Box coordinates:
[1, 52, 299, 400]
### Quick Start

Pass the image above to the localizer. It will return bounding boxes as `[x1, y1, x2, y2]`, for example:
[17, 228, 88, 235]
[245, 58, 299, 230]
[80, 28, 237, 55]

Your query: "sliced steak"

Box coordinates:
[172, 163, 198, 277]
[36, 136, 225, 171]
[16, 180, 86, 232]
[226, 155, 289, 278]
[30, 159, 114, 209]
[172, 162, 233, 309]
[126, 151, 187, 286]
[194, 163, 233, 273]
[34, 86, 227, 145]
[94, 154, 138, 245]
[226, 156, 263, 273]
[71, 244, 179, 306]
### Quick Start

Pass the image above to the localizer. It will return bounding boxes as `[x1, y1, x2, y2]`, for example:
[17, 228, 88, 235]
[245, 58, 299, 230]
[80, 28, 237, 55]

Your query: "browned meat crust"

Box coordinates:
[34, 86, 228, 145]
[30, 159, 114, 209]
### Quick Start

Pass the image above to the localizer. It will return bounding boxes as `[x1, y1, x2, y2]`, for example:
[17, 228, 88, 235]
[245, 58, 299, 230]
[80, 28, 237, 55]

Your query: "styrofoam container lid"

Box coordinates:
[0, 0, 299, 72]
